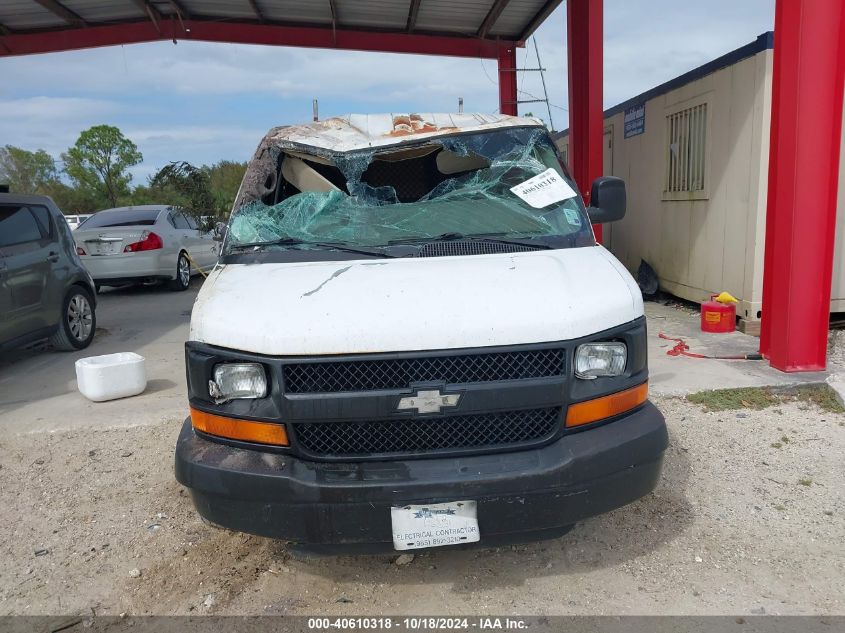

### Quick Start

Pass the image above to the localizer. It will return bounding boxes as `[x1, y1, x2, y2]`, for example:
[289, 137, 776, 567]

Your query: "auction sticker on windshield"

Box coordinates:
[391, 501, 479, 550]
[510, 167, 578, 208]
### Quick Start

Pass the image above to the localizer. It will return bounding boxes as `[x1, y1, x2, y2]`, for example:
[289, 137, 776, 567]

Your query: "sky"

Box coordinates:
[0, 0, 775, 183]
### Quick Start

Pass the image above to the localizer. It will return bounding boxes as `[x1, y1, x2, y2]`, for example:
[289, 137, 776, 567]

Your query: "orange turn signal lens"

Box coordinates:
[565, 382, 648, 428]
[190, 407, 289, 446]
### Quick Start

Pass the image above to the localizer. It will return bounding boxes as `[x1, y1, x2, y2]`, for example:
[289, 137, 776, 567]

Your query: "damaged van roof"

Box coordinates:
[260, 113, 544, 153]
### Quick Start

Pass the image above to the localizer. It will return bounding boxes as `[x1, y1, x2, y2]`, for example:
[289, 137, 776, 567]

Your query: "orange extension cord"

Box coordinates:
[658, 332, 764, 361]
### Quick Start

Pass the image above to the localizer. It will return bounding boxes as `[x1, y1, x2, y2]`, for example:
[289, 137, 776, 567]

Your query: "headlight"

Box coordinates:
[575, 342, 627, 379]
[209, 362, 267, 402]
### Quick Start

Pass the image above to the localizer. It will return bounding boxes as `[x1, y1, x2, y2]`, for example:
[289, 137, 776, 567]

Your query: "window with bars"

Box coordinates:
[664, 102, 708, 199]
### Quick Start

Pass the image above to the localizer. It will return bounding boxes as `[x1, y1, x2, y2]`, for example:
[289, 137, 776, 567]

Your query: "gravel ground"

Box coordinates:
[0, 395, 842, 616]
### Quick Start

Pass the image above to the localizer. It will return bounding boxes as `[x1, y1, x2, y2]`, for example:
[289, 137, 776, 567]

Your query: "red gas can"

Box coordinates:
[701, 293, 736, 333]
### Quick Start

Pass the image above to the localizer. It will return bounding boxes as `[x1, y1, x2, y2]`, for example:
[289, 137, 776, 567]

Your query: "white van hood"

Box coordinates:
[190, 246, 643, 355]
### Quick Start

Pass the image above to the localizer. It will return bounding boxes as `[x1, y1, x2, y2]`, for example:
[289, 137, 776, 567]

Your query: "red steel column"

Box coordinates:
[566, 0, 604, 243]
[498, 44, 518, 116]
[760, 0, 845, 371]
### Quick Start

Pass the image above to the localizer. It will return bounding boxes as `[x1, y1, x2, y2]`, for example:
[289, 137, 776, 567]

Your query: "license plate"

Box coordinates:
[391, 501, 479, 550]
[87, 242, 120, 255]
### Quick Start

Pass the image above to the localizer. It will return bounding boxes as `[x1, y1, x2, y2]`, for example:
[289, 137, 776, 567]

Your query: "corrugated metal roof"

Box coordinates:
[488, 0, 547, 36]
[181, 0, 258, 20]
[414, 0, 492, 34]
[338, 0, 410, 30]
[0, 0, 65, 29]
[60, 0, 147, 21]
[0, 0, 560, 43]
[257, 0, 333, 25]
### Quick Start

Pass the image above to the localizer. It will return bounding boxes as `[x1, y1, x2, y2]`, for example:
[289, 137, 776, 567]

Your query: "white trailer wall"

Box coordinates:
[557, 38, 845, 319]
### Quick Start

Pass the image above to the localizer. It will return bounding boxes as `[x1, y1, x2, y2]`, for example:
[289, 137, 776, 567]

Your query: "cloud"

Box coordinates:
[0, 96, 118, 122]
[521, 0, 774, 125]
[2, 39, 496, 104]
[0, 96, 123, 157]
[0, 0, 775, 172]
[122, 125, 267, 181]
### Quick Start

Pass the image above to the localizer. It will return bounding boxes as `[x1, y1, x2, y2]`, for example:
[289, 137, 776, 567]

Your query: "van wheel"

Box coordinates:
[169, 252, 190, 291]
[50, 286, 96, 351]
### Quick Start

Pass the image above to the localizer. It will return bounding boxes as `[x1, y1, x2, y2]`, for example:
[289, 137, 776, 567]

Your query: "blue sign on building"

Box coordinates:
[624, 104, 645, 138]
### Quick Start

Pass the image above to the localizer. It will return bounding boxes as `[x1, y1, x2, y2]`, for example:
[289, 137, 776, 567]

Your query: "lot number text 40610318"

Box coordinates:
[307, 618, 529, 630]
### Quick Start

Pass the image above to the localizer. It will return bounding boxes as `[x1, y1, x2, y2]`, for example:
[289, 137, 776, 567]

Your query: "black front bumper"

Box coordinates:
[175, 401, 668, 553]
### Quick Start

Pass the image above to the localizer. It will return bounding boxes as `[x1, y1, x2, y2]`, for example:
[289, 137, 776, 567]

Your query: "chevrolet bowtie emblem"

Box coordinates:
[397, 389, 461, 414]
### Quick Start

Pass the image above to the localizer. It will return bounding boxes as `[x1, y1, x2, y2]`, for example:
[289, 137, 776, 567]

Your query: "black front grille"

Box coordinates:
[294, 407, 561, 458]
[283, 348, 565, 394]
[417, 240, 543, 258]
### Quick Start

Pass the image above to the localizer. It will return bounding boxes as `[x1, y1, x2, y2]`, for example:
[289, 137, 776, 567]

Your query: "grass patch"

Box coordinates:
[792, 384, 844, 412]
[687, 384, 845, 413]
[798, 479, 813, 487]
[687, 387, 779, 411]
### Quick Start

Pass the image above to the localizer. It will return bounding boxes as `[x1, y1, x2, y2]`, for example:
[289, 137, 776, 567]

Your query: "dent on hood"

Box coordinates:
[301, 265, 352, 297]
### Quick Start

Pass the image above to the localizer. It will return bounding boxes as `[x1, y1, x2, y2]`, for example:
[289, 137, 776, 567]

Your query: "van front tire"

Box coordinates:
[169, 252, 191, 291]
[50, 286, 96, 351]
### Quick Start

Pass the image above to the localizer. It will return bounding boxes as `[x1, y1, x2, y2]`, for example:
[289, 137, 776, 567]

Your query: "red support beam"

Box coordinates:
[759, 0, 845, 371]
[497, 44, 518, 116]
[0, 19, 509, 59]
[566, 0, 603, 243]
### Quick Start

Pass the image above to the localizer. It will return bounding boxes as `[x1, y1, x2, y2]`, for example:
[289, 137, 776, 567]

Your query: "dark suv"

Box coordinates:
[0, 193, 97, 351]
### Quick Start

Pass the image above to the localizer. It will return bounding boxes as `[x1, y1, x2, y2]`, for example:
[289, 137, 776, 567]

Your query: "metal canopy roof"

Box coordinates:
[0, 0, 562, 57]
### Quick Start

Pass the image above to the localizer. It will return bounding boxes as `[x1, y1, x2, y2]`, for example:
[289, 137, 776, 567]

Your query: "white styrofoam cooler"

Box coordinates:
[75, 352, 147, 402]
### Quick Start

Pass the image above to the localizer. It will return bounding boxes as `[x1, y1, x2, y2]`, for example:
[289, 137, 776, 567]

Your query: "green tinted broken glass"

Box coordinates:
[227, 127, 591, 250]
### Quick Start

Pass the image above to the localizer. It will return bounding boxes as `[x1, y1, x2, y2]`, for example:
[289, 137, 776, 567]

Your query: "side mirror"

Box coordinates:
[586, 176, 626, 224]
[213, 221, 227, 242]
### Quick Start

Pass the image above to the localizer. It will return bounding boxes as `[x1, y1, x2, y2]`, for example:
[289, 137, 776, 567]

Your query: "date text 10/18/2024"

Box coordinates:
[307, 618, 529, 630]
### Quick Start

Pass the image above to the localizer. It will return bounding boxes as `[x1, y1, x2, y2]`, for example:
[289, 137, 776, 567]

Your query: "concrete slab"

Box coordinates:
[645, 301, 839, 396]
[825, 372, 845, 408]
[0, 281, 200, 434]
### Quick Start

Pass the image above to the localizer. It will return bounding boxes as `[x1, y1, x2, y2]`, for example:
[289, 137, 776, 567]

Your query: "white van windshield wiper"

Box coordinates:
[229, 238, 397, 258]
[389, 232, 553, 249]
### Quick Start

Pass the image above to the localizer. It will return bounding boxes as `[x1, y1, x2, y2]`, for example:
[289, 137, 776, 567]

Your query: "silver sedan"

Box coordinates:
[74, 205, 218, 291]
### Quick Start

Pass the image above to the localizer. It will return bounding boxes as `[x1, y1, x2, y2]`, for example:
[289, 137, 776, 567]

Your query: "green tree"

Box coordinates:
[63, 125, 142, 207]
[135, 160, 246, 226]
[204, 160, 247, 216]
[0, 145, 60, 194]
[44, 181, 102, 214]
[148, 161, 216, 229]
[126, 183, 160, 206]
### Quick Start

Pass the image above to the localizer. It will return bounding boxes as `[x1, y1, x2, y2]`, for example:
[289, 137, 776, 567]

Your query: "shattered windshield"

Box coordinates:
[225, 127, 593, 253]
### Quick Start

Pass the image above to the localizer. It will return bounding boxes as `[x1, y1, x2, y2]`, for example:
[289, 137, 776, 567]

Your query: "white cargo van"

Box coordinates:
[175, 113, 667, 553]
